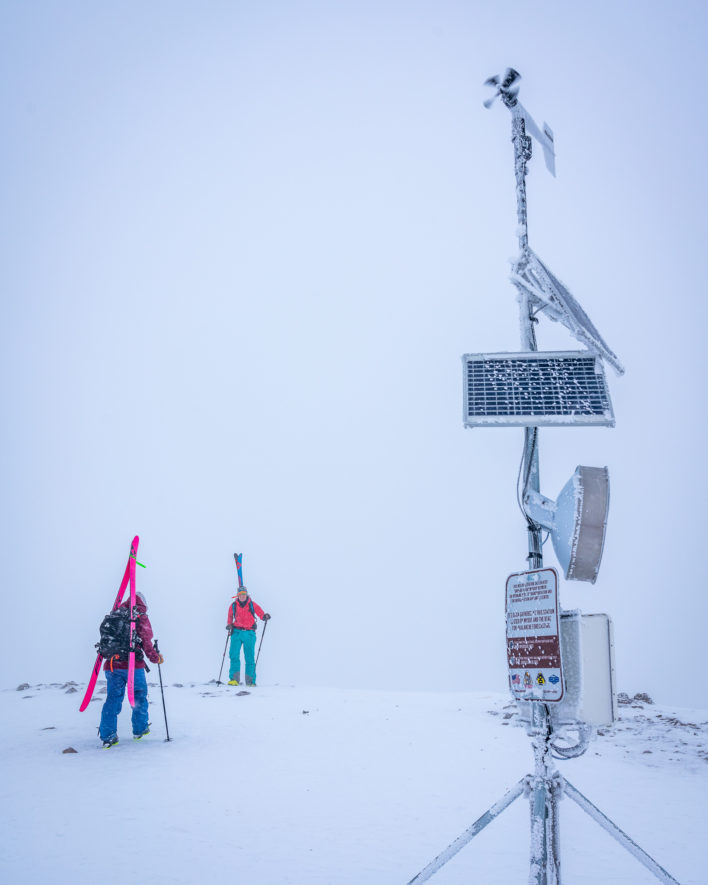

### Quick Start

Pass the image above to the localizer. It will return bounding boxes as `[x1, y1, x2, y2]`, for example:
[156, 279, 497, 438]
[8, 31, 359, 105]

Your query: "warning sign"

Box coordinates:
[506, 568, 563, 702]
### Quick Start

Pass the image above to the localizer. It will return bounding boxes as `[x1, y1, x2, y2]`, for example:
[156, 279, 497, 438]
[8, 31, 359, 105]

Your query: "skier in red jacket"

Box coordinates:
[226, 586, 270, 686]
[99, 591, 163, 748]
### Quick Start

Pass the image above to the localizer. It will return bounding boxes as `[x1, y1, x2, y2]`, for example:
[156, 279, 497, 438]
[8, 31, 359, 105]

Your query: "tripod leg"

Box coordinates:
[562, 779, 681, 885]
[406, 778, 526, 885]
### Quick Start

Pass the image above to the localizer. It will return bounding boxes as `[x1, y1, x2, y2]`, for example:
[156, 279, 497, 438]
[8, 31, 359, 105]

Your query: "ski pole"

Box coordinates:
[153, 639, 171, 742]
[255, 618, 269, 667]
[216, 630, 230, 685]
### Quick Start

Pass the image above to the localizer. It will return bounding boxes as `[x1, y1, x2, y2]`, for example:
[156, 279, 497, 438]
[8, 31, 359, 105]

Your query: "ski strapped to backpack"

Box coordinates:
[79, 535, 140, 712]
[126, 540, 139, 706]
[231, 552, 257, 628]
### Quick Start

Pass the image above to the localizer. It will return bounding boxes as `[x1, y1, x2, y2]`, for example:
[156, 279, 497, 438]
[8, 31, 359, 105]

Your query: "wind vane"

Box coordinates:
[484, 68, 624, 375]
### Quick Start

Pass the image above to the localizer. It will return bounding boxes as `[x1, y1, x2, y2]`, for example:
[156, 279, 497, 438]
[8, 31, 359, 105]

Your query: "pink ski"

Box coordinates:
[79, 535, 140, 712]
[126, 536, 139, 706]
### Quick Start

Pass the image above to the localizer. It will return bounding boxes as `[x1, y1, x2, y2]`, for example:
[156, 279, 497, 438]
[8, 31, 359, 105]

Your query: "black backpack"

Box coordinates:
[96, 608, 143, 660]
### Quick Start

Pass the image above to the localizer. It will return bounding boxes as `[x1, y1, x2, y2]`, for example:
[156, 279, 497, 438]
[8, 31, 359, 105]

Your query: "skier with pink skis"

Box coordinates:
[98, 591, 163, 748]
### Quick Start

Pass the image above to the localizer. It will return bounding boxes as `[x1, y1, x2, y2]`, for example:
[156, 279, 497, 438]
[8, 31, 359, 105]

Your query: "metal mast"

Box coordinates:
[500, 76, 557, 883]
[505, 83, 545, 572]
[406, 69, 680, 885]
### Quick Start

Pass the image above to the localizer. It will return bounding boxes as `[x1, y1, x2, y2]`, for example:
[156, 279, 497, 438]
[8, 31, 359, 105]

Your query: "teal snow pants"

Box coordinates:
[229, 628, 257, 682]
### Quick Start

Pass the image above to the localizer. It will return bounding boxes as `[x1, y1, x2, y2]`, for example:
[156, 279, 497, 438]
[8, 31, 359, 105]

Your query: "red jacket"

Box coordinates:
[103, 597, 161, 670]
[227, 596, 265, 631]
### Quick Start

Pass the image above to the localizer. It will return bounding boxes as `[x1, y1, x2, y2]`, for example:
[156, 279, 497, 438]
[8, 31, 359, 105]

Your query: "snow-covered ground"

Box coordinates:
[1, 682, 705, 884]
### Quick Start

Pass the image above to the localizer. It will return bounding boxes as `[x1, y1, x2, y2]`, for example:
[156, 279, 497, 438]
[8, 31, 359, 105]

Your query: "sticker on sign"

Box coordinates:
[506, 567, 564, 702]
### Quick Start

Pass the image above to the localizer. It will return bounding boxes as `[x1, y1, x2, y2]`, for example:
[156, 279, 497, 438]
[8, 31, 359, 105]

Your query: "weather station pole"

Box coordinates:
[500, 72, 558, 885]
[504, 80, 544, 574]
[406, 69, 682, 885]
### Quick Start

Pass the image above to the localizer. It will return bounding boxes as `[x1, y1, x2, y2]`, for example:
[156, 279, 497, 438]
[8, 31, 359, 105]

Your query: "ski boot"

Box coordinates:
[102, 733, 119, 749]
[133, 727, 151, 741]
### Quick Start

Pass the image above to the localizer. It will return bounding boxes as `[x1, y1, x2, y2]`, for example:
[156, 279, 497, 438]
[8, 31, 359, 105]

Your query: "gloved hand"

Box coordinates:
[157, 654, 164, 664]
[226, 625, 234, 634]
[263, 613, 271, 621]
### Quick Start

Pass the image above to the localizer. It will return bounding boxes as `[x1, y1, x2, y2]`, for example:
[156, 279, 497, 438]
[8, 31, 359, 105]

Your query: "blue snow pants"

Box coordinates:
[99, 669, 149, 740]
[229, 628, 257, 682]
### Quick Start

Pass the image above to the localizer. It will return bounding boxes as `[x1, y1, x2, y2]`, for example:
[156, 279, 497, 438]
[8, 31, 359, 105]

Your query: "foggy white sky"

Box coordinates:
[1, 1, 707, 707]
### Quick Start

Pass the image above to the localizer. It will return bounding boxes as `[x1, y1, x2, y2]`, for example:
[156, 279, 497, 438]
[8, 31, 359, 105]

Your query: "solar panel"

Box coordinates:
[462, 351, 615, 427]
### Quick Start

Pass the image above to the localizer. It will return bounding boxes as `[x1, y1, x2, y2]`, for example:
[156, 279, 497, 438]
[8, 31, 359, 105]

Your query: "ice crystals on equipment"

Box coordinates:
[407, 70, 681, 885]
[463, 351, 615, 428]
[464, 67, 621, 588]
[524, 465, 610, 584]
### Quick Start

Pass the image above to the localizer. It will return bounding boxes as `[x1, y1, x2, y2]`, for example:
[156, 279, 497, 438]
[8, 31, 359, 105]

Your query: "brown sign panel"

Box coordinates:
[506, 568, 563, 702]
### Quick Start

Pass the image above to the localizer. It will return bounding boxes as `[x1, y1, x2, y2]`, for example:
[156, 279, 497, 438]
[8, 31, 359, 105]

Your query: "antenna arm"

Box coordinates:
[522, 489, 557, 531]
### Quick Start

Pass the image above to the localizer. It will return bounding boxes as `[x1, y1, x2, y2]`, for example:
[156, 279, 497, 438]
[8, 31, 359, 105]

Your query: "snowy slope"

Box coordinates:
[1, 683, 705, 885]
